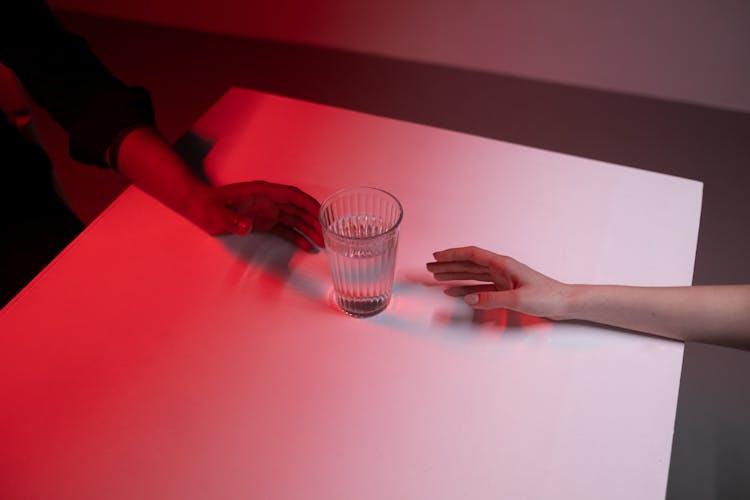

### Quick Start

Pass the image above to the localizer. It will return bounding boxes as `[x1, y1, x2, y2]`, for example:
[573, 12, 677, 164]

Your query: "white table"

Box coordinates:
[0, 88, 702, 500]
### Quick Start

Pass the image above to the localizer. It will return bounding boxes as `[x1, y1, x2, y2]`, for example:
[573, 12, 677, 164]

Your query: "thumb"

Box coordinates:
[464, 290, 518, 311]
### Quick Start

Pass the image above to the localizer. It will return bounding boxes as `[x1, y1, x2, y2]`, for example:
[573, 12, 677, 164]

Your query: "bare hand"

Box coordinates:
[426, 246, 570, 319]
[188, 181, 324, 250]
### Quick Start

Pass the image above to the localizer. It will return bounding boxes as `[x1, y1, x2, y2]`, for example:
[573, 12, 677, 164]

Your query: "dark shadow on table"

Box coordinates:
[173, 130, 214, 183]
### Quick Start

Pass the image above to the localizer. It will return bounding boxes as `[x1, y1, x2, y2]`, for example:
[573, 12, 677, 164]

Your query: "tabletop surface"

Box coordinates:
[0, 88, 703, 500]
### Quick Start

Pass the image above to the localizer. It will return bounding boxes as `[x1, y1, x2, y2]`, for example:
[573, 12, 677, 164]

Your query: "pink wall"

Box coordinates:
[49, 0, 750, 113]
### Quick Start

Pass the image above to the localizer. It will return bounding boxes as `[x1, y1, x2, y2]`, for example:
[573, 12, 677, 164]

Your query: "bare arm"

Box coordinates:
[427, 246, 750, 349]
[116, 126, 210, 227]
[114, 126, 324, 249]
[565, 284, 750, 349]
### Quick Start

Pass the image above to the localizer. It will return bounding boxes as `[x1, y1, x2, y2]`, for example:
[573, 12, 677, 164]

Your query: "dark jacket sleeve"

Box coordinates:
[0, 0, 155, 167]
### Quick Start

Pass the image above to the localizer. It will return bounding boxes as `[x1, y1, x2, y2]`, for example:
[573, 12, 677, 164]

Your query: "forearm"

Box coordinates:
[562, 284, 750, 348]
[114, 126, 209, 217]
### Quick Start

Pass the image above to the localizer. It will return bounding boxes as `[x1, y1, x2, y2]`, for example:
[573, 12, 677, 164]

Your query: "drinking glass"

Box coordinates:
[320, 187, 403, 317]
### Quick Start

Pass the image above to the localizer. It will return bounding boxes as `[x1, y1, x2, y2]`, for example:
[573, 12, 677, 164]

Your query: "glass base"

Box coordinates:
[336, 293, 391, 318]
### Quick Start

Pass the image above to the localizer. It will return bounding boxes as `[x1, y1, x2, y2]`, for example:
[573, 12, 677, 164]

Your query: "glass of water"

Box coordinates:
[320, 187, 403, 317]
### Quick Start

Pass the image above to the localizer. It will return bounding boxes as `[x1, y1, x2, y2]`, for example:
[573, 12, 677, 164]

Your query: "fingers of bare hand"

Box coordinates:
[426, 260, 488, 275]
[281, 203, 320, 228]
[216, 184, 257, 208]
[217, 182, 320, 215]
[432, 246, 500, 266]
[241, 203, 279, 233]
[225, 195, 255, 213]
[271, 225, 313, 251]
[280, 203, 324, 245]
[261, 182, 321, 216]
[444, 284, 498, 297]
[432, 272, 492, 282]
[278, 213, 324, 247]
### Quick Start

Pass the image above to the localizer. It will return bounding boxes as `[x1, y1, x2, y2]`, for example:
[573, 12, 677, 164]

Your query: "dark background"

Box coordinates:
[35, 11, 750, 286]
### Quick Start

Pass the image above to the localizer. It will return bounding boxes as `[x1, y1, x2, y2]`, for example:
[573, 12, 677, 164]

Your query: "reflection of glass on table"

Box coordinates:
[320, 186, 403, 317]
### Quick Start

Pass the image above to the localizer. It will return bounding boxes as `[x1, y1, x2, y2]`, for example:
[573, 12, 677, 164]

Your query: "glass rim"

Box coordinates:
[319, 186, 404, 241]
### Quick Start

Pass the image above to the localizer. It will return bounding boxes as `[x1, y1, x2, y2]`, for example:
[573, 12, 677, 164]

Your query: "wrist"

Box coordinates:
[555, 284, 586, 321]
[179, 182, 213, 224]
[106, 124, 154, 170]
[117, 126, 210, 219]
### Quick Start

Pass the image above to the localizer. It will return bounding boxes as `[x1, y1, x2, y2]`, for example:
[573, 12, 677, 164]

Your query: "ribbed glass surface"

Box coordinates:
[320, 187, 403, 317]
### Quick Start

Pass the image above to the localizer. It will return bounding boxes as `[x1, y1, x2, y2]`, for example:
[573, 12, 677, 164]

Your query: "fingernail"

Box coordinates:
[464, 294, 479, 305]
[237, 219, 252, 234]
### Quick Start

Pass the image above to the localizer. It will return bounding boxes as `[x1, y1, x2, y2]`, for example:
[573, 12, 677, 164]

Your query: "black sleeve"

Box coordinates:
[0, 0, 155, 167]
